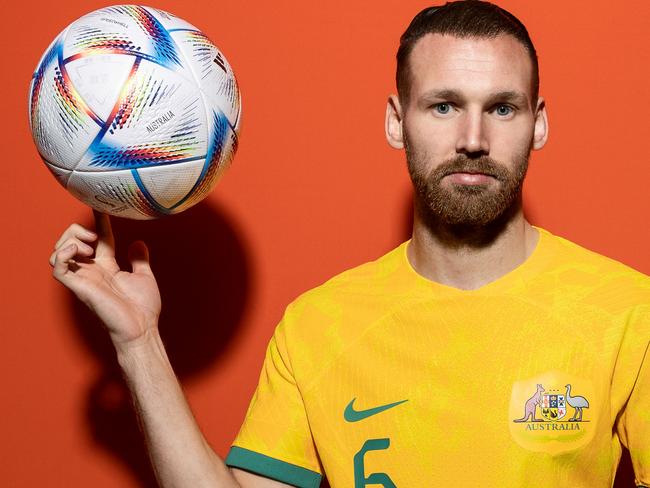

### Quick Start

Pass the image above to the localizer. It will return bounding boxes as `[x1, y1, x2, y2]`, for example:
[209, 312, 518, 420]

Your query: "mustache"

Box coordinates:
[434, 155, 510, 181]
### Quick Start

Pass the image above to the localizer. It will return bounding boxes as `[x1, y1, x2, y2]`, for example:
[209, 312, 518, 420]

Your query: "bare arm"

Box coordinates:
[51, 212, 291, 488]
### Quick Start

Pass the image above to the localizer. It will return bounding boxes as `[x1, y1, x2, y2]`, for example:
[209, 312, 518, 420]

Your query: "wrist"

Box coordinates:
[114, 328, 168, 371]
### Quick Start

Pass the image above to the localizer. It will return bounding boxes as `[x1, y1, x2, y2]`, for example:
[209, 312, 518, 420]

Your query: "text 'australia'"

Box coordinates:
[526, 423, 581, 431]
[146, 111, 175, 133]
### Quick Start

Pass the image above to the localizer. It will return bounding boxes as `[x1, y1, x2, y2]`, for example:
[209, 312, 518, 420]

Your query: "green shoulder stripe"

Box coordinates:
[225, 446, 322, 488]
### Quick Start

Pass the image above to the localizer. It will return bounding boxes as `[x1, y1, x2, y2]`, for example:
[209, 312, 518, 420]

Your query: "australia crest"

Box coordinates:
[509, 371, 596, 454]
[512, 383, 588, 423]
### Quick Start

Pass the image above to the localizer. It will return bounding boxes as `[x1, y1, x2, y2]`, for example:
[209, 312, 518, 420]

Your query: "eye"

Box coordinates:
[495, 104, 514, 117]
[433, 103, 452, 115]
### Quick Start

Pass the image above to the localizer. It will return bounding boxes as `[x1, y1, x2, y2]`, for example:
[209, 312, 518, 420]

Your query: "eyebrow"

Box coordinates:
[419, 89, 529, 107]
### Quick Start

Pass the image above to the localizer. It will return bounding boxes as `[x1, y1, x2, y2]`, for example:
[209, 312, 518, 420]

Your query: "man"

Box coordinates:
[50, 1, 649, 487]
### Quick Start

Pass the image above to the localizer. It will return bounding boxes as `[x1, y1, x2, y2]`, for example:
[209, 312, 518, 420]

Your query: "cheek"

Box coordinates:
[488, 120, 535, 158]
[404, 116, 457, 158]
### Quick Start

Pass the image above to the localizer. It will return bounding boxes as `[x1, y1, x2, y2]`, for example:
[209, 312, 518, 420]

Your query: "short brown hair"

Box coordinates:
[397, 1, 539, 105]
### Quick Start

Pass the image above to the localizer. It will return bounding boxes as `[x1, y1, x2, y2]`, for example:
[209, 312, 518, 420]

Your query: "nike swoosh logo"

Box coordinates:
[344, 398, 408, 422]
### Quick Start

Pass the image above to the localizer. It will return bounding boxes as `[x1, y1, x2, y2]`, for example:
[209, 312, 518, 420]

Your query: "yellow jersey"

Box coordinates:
[225, 228, 650, 487]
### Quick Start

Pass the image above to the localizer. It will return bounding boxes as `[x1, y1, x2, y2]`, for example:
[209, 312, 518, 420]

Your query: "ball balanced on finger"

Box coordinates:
[29, 5, 241, 219]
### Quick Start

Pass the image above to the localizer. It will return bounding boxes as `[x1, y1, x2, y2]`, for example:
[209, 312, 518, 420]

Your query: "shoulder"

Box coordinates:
[284, 241, 413, 316]
[540, 228, 649, 283]
[273, 243, 415, 378]
[538, 227, 650, 305]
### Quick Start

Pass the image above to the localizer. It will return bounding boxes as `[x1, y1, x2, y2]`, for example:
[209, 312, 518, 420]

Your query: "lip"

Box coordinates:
[444, 172, 495, 185]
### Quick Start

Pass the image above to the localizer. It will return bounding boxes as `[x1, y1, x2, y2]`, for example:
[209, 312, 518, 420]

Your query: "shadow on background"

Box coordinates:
[615, 449, 636, 487]
[68, 202, 251, 488]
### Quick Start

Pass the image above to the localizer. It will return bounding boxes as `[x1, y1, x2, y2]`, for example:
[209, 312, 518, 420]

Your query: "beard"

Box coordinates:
[405, 139, 531, 227]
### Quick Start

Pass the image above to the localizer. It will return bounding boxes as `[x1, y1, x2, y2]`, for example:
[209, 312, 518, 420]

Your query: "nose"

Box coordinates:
[455, 109, 489, 156]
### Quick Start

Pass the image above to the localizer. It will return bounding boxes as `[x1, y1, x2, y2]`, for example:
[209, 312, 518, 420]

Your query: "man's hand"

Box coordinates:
[49, 212, 292, 488]
[50, 210, 161, 349]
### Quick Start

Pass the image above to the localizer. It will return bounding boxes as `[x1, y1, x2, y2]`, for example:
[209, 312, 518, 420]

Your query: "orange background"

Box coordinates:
[2, 1, 648, 486]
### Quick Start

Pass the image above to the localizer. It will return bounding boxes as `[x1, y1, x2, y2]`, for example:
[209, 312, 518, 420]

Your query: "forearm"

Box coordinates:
[116, 329, 239, 488]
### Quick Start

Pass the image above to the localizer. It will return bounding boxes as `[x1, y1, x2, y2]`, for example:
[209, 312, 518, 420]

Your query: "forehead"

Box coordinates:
[407, 33, 534, 102]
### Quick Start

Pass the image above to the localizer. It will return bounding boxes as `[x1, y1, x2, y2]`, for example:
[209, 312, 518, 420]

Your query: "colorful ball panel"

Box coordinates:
[28, 4, 240, 219]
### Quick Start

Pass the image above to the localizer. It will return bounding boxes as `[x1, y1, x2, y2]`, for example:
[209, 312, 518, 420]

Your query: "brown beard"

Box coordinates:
[405, 142, 531, 227]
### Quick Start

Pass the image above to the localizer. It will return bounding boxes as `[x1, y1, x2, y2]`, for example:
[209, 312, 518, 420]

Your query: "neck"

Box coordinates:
[408, 196, 539, 290]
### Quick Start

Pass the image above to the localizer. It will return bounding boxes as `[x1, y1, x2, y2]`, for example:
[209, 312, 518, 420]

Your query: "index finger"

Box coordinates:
[93, 209, 115, 258]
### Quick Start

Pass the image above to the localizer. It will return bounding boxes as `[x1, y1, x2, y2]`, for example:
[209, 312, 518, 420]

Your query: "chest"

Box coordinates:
[298, 298, 619, 487]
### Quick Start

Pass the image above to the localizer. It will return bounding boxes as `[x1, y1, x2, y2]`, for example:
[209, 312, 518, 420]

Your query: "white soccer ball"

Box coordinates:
[28, 5, 241, 219]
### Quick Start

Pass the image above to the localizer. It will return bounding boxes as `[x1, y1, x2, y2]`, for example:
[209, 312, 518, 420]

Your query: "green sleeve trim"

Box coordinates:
[225, 446, 322, 488]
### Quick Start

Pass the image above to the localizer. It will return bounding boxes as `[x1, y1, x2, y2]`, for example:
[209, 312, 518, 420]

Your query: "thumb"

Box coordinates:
[128, 240, 153, 275]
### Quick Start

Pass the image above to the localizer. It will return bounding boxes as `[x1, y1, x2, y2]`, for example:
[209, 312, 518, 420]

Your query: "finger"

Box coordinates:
[52, 243, 79, 280]
[53, 236, 95, 254]
[128, 240, 153, 276]
[50, 238, 95, 267]
[93, 210, 115, 259]
[54, 223, 97, 250]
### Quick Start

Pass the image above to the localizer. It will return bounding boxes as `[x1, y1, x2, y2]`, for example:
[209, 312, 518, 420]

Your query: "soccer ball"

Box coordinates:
[28, 5, 241, 219]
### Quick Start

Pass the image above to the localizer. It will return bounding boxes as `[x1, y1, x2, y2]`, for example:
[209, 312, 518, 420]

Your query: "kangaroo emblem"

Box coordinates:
[513, 384, 544, 422]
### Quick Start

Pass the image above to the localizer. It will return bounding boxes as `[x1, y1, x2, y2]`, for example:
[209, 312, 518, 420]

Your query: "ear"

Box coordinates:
[385, 94, 404, 149]
[532, 97, 548, 150]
